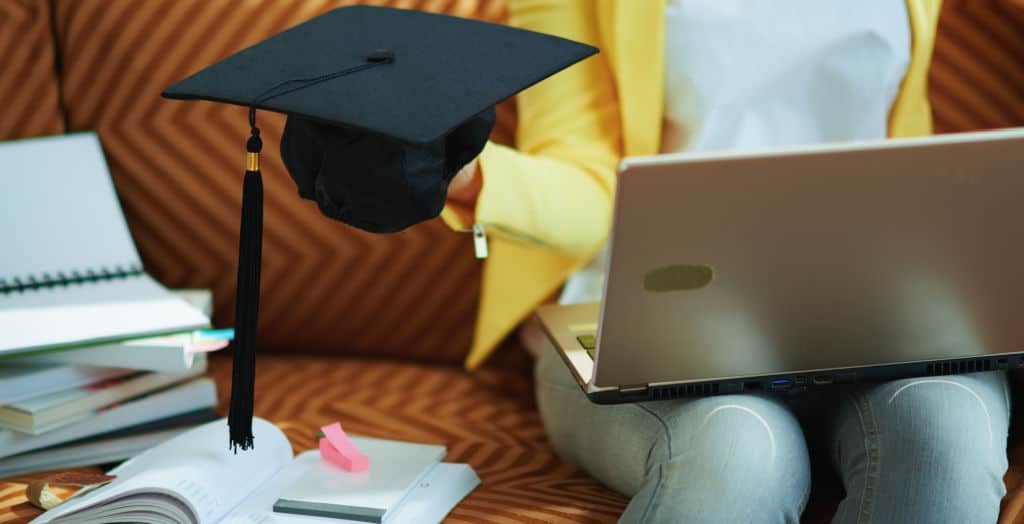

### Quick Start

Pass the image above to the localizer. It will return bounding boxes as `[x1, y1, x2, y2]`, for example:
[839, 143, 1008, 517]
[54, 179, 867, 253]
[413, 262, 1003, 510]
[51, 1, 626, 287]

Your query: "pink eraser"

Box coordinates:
[319, 422, 369, 472]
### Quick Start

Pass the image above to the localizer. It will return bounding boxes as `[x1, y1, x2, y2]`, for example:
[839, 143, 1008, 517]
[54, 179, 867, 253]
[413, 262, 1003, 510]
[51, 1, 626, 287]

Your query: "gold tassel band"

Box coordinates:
[246, 151, 260, 172]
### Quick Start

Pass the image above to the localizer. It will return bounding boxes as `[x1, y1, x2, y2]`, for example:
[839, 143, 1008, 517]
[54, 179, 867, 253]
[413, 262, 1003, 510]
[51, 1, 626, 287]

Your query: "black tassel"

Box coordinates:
[229, 122, 263, 452]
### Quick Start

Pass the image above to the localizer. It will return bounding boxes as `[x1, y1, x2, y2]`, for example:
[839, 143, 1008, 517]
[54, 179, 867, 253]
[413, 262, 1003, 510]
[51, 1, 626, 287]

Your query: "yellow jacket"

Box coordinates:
[443, 0, 943, 370]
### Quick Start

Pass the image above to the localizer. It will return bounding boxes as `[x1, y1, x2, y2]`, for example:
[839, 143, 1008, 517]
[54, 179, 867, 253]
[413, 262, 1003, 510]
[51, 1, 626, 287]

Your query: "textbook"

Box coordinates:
[0, 360, 206, 434]
[0, 409, 219, 478]
[13, 332, 216, 373]
[0, 363, 134, 406]
[32, 418, 479, 524]
[0, 378, 216, 459]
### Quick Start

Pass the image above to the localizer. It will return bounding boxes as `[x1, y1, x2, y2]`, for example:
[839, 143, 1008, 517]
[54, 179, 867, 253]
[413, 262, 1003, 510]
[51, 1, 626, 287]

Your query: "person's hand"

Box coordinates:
[446, 157, 482, 209]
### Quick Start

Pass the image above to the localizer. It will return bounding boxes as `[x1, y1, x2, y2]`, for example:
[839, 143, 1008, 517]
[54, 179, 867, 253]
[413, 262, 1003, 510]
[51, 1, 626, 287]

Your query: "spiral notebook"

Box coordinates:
[0, 133, 209, 356]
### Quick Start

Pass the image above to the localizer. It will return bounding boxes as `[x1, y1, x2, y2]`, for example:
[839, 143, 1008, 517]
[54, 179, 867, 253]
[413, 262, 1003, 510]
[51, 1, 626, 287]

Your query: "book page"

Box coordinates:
[32, 418, 292, 524]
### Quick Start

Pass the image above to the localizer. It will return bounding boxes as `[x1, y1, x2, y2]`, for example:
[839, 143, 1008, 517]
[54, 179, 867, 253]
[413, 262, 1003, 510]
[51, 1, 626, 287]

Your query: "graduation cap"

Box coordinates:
[162, 5, 597, 451]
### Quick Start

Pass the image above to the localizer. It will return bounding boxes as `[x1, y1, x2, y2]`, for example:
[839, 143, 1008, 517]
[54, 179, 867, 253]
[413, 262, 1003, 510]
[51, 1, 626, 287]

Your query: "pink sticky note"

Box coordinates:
[319, 422, 369, 472]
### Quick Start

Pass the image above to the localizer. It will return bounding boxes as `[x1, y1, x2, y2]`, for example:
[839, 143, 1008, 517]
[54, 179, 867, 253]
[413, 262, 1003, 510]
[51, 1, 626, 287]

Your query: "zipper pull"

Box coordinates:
[472, 223, 489, 259]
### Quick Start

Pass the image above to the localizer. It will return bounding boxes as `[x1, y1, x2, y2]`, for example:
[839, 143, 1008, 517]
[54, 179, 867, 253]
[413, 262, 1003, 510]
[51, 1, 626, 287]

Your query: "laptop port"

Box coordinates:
[813, 375, 833, 385]
[769, 379, 792, 392]
[835, 372, 857, 384]
[620, 385, 649, 400]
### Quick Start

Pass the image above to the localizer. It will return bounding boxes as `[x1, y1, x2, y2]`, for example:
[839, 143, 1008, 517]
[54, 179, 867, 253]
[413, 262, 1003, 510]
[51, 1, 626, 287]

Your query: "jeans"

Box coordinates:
[536, 347, 1011, 523]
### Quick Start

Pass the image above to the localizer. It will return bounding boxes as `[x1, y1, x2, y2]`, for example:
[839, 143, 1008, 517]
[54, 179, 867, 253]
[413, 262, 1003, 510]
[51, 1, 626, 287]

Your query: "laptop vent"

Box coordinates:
[926, 358, 993, 376]
[651, 382, 720, 400]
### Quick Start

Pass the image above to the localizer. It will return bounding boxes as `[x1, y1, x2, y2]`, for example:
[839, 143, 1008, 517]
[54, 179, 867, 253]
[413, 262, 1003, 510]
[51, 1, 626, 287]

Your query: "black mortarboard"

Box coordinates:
[162, 5, 597, 451]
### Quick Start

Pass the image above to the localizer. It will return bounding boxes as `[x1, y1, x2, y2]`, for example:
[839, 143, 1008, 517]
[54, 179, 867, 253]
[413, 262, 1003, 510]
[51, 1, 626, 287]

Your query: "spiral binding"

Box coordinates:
[0, 264, 144, 294]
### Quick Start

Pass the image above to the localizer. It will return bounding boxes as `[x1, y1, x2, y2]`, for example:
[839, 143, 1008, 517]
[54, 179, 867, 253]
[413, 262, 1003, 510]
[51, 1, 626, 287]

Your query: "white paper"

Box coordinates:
[383, 463, 479, 524]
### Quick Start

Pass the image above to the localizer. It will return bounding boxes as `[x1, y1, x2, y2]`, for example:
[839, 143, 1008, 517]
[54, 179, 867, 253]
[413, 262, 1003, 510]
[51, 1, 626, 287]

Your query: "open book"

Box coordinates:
[31, 418, 479, 524]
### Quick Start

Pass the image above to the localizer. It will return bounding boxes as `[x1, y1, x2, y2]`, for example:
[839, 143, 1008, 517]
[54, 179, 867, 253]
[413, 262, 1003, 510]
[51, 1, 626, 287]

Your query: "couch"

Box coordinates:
[1, 0, 1022, 522]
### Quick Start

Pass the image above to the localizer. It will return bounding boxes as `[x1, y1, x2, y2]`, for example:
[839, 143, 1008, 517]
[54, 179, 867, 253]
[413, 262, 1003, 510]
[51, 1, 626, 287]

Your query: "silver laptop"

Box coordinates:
[537, 128, 1024, 403]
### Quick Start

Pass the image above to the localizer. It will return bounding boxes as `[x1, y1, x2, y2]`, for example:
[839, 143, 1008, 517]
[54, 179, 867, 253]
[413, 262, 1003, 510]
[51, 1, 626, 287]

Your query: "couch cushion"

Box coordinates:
[0, 0, 64, 139]
[49, 0, 518, 363]
[930, 0, 1024, 132]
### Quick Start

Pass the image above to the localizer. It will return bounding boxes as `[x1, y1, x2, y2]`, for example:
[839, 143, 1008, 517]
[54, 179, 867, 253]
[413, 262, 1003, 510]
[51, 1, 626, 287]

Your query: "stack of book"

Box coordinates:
[0, 134, 225, 477]
[0, 290, 223, 478]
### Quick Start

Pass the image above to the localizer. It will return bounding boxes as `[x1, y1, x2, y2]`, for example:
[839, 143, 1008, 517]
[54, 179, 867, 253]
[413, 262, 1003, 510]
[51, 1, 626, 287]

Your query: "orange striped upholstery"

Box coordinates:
[0, 0, 64, 139]
[930, 0, 1024, 133]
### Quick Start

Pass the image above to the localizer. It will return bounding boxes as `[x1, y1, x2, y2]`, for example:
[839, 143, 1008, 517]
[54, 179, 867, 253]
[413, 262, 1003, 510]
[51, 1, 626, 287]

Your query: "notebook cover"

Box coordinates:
[273, 436, 446, 522]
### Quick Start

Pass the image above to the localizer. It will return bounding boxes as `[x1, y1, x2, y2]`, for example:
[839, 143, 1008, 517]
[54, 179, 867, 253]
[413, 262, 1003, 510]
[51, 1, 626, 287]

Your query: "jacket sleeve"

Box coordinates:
[440, 0, 622, 260]
[889, 0, 942, 137]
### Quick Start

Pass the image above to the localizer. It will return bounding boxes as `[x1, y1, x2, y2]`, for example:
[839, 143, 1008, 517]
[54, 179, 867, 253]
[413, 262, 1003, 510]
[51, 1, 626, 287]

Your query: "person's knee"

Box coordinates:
[628, 396, 810, 522]
[690, 397, 797, 468]
[871, 376, 1008, 520]
[879, 376, 1008, 459]
[669, 396, 810, 502]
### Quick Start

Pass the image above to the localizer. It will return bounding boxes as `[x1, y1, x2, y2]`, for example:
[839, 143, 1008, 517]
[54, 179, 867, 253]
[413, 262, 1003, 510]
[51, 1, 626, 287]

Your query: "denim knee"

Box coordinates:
[675, 395, 803, 477]
[631, 395, 811, 523]
[835, 373, 1010, 523]
[881, 375, 1007, 450]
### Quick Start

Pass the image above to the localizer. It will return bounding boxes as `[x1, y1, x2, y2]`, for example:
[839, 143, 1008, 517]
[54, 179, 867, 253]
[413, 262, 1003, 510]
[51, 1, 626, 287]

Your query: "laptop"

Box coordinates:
[536, 128, 1024, 404]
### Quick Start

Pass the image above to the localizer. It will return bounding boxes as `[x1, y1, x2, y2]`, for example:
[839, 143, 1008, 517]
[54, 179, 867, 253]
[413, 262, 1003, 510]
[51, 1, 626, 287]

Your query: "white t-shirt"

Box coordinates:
[558, 0, 911, 305]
